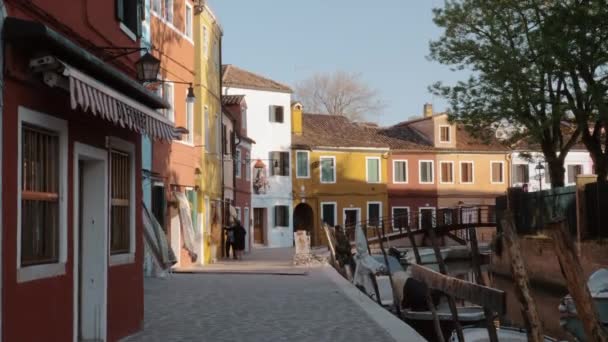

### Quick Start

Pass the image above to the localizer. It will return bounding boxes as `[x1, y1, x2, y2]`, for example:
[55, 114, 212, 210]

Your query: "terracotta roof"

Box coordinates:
[292, 114, 389, 149]
[372, 125, 434, 150]
[453, 125, 511, 151]
[222, 94, 245, 106]
[222, 65, 293, 93]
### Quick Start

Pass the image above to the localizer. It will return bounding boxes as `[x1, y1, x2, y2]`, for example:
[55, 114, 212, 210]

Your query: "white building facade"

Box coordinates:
[511, 149, 594, 191]
[222, 65, 294, 248]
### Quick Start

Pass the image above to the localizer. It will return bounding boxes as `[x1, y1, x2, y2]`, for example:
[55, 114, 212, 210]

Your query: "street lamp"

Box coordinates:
[535, 161, 545, 191]
[135, 52, 196, 104]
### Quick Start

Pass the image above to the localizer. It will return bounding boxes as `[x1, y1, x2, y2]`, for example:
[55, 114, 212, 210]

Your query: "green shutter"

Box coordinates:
[116, 0, 124, 21]
[297, 152, 308, 177]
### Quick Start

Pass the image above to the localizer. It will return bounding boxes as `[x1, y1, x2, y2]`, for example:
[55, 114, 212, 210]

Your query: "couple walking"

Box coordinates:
[225, 220, 246, 260]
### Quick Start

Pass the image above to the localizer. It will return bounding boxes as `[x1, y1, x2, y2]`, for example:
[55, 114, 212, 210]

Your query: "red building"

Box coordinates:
[222, 95, 255, 252]
[1, 1, 177, 341]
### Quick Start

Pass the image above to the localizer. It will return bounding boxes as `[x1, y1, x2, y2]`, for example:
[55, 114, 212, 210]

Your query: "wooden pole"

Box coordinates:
[501, 211, 544, 342]
[468, 227, 499, 342]
[426, 222, 465, 342]
[374, 220, 402, 316]
[547, 220, 608, 342]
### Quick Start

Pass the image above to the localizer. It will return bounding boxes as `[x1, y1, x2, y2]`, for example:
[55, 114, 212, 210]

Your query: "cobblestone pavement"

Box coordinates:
[124, 247, 415, 342]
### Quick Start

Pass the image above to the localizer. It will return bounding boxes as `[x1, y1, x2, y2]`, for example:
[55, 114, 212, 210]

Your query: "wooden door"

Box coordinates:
[253, 208, 264, 244]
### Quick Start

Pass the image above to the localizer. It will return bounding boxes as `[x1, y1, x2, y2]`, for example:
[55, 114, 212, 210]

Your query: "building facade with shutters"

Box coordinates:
[222, 65, 294, 248]
[291, 104, 390, 246]
[0, 0, 179, 340]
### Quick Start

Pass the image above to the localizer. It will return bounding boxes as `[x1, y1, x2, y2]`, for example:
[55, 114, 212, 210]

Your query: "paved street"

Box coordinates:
[124, 248, 424, 342]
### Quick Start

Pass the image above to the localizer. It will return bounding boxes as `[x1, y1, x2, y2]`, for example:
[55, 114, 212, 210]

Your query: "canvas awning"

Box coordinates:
[31, 56, 180, 141]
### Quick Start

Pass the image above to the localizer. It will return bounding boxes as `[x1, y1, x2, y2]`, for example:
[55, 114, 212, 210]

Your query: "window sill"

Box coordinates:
[419, 182, 435, 185]
[175, 140, 195, 147]
[119, 23, 137, 42]
[110, 253, 135, 266]
[17, 262, 66, 283]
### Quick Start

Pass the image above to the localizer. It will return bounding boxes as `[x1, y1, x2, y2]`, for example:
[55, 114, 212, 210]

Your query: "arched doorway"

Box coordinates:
[293, 203, 314, 244]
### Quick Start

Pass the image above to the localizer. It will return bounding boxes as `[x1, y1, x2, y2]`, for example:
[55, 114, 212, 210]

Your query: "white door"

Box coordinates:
[244, 207, 250, 252]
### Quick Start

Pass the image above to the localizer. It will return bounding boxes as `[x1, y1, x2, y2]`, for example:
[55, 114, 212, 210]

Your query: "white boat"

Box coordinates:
[449, 327, 558, 342]
[403, 305, 486, 322]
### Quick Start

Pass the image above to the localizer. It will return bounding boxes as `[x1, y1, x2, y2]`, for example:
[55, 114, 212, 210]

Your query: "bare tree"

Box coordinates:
[294, 71, 384, 122]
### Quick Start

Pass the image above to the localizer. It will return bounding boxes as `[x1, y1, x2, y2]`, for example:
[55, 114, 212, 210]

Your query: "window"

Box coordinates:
[274, 206, 289, 227]
[514, 164, 529, 184]
[152, 0, 161, 13]
[419, 207, 436, 229]
[321, 203, 337, 227]
[392, 207, 410, 231]
[184, 99, 194, 144]
[151, 183, 166, 231]
[367, 202, 382, 228]
[203, 26, 208, 57]
[491, 161, 504, 184]
[567, 164, 583, 184]
[296, 151, 310, 178]
[162, 82, 174, 122]
[204, 106, 209, 151]
[270, 151, 289, 176]
[366, 157, 381, 183]
[460, 161, 474, 184]
[110, 150, 131, 254]
[393, 160, 408, 183]
[20, 124, 61, 266]
[270, 106, 284, 123]
[241, 107, 247, 132]
[163, 0, 174, 23]
[440, 161, 454, 183]
[185, 3, 193, 38]
[222, 124, 228, 155]
[320, 156, 336, 183]
[116, 0, 142, 38]
[235, 149, 242, 178]
[439, 125, 451, 143]
[245, 152, 251, 181]
[441, 209, 454, 225]
[216, 112, 221, 155]
[213, 40, 220, 75]
[419, 160, 434, 184]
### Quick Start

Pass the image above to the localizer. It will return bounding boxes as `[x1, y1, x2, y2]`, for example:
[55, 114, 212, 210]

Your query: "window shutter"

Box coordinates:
[136, 0, 143, 37]
[281, 152, 289, 176]
[276, 106, 284, 123]
[269, 106, 274, 122]
[116, 0, 125, 21]
[274, 206, 279, 227]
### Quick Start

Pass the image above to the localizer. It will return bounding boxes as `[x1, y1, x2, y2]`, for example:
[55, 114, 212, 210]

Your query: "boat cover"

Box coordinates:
[142, 202, 176, 270]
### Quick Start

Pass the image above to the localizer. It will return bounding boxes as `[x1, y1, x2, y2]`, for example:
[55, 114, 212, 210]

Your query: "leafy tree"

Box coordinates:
[429, 0, 581, 187]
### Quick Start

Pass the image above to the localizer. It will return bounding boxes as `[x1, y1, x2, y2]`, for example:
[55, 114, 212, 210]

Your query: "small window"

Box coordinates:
[235, 149, 242, 178]
[460, 162, 474, 184]
[185, 3, 193, 38]
[162, 82, 174, 122]
[184, 99, 194, 144]
[203, 26, 209, 57]
[491, 162, 504, 183]
[393, 160, 407, 183]
[296, 151, 309, 178]
[320, 156, 336, 183]
[514, 164, 529, 184]
[245, 152, 251, 181]
[366, 157, 381, 183]
[241, 107, 247, 132]
[440, 126, 451, 143]
[270, 151, 289, 176]
[392, 207, 409, 231]
[420, 161, 434, 184]
[110, 150, 131, 254]
[21, 124, 61, 266]
[321, 203, 336, 226]
[213, 40, 220, 75]
[567, 164, 583, 184]
[274, 206, 289, 227]
[204, 106, 210, 151]
[116, 0, 142, 38]
[270, 106, 284, 123]
[367, 202, 381, 228]
[440, 161, 453, 183]
[163, 0, 174, 23]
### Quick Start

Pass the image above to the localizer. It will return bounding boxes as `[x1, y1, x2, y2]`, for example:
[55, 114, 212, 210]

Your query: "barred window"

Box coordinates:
[110, 151, 131, 254]
[21, 124, 60, 266]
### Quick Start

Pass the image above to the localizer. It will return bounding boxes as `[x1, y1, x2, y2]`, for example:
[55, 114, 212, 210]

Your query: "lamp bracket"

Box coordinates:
[94, 47, 148, 62]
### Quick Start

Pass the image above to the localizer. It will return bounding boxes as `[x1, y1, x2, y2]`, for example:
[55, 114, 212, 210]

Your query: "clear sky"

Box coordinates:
[208, 0, 465, 126]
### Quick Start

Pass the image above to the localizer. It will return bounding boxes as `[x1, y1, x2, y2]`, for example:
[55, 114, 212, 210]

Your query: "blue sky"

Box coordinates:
[208, 0, 466, 126]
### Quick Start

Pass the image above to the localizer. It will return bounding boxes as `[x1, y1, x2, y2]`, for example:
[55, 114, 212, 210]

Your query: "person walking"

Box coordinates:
[224, 225, 235, 260]
[233, 220, 247, 260]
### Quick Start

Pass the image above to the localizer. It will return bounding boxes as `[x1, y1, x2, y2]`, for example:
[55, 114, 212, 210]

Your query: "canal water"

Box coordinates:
[408, 260, 572, 341]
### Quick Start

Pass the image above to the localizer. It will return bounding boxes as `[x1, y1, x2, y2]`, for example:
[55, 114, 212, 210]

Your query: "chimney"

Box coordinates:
[291, 102, 303, 135]
[423, 103, 433, 118]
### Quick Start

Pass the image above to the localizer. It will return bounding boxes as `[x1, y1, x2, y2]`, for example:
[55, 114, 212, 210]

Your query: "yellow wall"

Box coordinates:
[195, 5, 223, 264]
[292, 149, 389, 245]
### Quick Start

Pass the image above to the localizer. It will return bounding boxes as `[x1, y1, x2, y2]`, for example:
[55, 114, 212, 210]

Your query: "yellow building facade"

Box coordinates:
[194, 4, 223, 264]
[291, 104, 389, 245]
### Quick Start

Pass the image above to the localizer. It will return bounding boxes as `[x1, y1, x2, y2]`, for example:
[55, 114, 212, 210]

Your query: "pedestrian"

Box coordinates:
[224, 225, 235, 259]
[233, 220, 247, 260]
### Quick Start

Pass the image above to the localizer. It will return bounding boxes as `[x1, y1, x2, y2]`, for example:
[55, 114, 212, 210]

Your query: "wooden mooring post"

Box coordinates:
[547, 220, 608, 342]
[374, 221, 402, 317]
[501, 211, 544, 342]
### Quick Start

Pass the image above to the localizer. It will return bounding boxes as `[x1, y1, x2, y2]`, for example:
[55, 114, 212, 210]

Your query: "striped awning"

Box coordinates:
[33, 56, 179, 141]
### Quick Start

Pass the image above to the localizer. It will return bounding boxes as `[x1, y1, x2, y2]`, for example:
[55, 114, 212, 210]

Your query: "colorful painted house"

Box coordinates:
[291, 104, 390, 245]
[195, 3, 224, 264]
[0, 0, 179, 340]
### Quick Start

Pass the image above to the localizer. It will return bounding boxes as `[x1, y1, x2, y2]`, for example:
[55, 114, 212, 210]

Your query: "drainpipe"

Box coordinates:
[0, 3, 5, 340]
[219, 32, 225, 257]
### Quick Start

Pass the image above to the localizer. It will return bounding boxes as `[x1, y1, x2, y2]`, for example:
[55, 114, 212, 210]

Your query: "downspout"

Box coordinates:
[0, 3, 6, 340]
[219, 32, 225, 257]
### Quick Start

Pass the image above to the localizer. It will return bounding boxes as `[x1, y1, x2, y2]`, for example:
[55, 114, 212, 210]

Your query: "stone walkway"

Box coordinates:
[123, 248, 425, 342]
